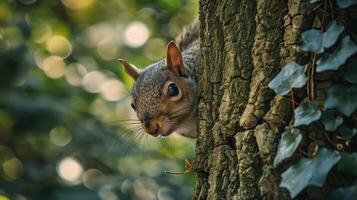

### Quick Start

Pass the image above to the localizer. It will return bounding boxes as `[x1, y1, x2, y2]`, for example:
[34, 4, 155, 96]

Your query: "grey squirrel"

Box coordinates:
[119, 22, 199, 138]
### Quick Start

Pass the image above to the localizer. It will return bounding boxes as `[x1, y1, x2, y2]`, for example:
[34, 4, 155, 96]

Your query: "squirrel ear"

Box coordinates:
[166, 41, 182, 67]
[118, 59, 140, 80]
[166, 41, 188, 77]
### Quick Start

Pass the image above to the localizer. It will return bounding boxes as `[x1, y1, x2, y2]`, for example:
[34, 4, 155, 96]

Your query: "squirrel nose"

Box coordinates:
[143, 120, 160, 136]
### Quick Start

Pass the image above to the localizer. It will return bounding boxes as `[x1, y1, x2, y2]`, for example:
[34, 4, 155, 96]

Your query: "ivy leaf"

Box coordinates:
[320, 110, 343, 131]
[274, 128, 302, 167]
[337, 153, 357, 177]
[329, 184, 357, 200]
[316, 36, 357, 72]
[294, 101, 321, 127]
[280, 148, 341, 198]
[338, 126, 357, 140]
[344, 60, 357, 84]
[301, 20, 343, 53]
[337, 0, 357, 8]
[310, 0, 321, 3]
[324, 84, 357, 117]
[268, 62, 308, 96]
[302, 29, 323, 52]
[322, 21, 344, 49]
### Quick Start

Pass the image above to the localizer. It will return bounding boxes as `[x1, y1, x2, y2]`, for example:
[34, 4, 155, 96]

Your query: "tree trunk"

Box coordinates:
[194, 0, 314, 199]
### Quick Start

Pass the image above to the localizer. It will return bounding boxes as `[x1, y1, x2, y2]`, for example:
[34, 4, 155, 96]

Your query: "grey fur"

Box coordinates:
[175, 21, 200, 51]
[131, 22, 200, 137]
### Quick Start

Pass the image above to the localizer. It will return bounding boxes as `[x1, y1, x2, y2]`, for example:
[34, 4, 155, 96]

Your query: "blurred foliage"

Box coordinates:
[0, 0, 198, 199]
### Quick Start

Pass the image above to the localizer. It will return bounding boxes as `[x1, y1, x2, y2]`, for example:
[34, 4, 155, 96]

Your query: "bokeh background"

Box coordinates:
[0, 0, 197, 199]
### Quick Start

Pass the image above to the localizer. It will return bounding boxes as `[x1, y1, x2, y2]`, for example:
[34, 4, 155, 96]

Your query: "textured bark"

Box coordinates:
[194, 0, 314, 199]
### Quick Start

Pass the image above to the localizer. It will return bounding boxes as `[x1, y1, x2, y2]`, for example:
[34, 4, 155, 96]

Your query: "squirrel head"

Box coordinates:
[119, 41, 196, 137]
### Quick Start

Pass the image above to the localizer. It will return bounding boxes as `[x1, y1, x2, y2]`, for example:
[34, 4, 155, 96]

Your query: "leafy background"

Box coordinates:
[0, 0, 198, 199]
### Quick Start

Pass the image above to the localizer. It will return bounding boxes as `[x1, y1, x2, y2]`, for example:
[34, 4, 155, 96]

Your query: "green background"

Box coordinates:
[0, 0, 197, 199]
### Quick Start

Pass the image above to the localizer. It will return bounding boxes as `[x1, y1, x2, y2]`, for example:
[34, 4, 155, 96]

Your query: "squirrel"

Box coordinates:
[119, 22, 199, 138]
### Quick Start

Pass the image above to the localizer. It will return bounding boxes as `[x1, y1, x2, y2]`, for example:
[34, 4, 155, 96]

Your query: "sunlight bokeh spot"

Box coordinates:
[100, 79, 125, 101]
[57, 157, 83, 184]
[99, 185, 118, 200]
[81, 71, 106, 93]
[157, 187, 174, 200]
[33, 22, 52, 43]
[84, 24, 121, 47]
[97, 42, 117, 60]
[2, 158, 24, 180]
[133, 178, 156, 200]
[144, 38, 166, 60]
[89, 98, 114, 122]
[83, 169, 104, 189]
[46, 35, 72, 58]
[49, 127, 72, 146]
[124, 21, 150, 48]
[40, 56, 66, 79]
[61, 0, 93, 10]
[75, 62, 88, 75]
[121, 179, 132, 194]
[144, 161, 161, 177]
[65, 63, 87, 86]
[117, 158, 140, 177]
[76, 56, 98, 71]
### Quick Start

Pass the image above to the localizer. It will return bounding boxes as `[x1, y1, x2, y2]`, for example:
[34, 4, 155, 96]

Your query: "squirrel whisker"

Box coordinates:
[167, 105, 191, 116]
[122, 127, 145, 146]
[167, 106, 192, 120]
[106, 119, 140, 123]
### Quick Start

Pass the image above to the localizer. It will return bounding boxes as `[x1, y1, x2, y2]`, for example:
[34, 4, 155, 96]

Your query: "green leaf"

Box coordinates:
[302, 29, 323, 52]
[274, 128, 302, 167]
[344, 60, 357, 84]
[322, 21, 345, 50]
[294, 100, 321, 127]
[310, 0, 321, 3]
[320, 110, 343, 131]
[338, 126, 357, 140]
[329, 184, 357, 200]
[316, 36, 357, 72]
[337, 0, 357, 8]
[337, 153, 357, 177]
[268, 62, 308, 95]
[324, 84, 357, 116]
[302, 20, 344, 53]
[280, 148, 341, 198]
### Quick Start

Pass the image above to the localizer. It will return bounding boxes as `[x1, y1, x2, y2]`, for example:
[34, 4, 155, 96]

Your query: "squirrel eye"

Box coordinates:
[131, 102, 136, 111]
[167, 83, 179, 97]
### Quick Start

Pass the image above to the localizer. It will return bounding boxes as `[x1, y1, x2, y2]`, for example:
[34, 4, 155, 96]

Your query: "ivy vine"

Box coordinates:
[269, 1, 357, 199]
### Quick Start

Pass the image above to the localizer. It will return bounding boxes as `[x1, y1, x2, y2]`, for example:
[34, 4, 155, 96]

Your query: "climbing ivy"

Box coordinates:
[325, 84, 357, 116]
[316, 36, 357, 72]
[294, 100, 321, 127]
[301, 20, 343, 53]
[344, 60, 357, 84]
[269, 2, 357, 198]
[268, 62, 308, 95]
[273, 128, 302, 167]
[320, 110, 343, 131]
[280, 148, 341, 198]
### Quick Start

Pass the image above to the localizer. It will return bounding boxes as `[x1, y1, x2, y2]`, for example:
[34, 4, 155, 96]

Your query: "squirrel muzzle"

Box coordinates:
[143, 116, 161, 136]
